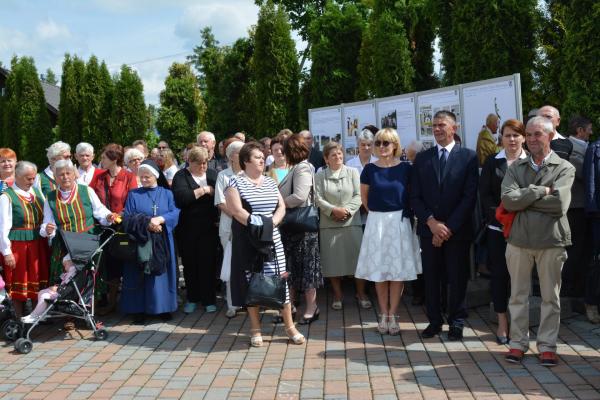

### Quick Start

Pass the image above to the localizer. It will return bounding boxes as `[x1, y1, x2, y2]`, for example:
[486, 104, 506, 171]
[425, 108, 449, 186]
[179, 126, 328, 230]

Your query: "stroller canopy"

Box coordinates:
[58, 229, 102, 264]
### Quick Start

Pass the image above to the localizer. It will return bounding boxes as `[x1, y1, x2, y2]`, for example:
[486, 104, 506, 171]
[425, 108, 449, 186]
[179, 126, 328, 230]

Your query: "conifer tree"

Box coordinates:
[111, 65, 147, 146]
[57, 54, 85, 145]
[82, 56, 113, 150]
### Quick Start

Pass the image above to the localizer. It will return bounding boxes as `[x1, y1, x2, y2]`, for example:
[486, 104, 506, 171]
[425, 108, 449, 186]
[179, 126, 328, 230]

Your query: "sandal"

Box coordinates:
[388, 315, 400, 336]
[377, 314, 388, 334]
[357, 297, 372, 309]
[331, 300, 343, 310]
[250, 329, 263, 347]
[285, 326, 305, 345]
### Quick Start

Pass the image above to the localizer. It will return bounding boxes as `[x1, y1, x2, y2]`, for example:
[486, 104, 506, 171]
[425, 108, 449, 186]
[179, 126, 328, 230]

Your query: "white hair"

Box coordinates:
[356, 129, 374, 145]
[53, 159, 75, 173]
[75, 142, 94, 155]
[196, 131, 215, 143]
[46, 141, 71, 161]
[226, 141, 244, 159]
[124, 148, 144, 165]
[298, 130, 312, 138]
[538, 105, 560, 119]
[527, 116, 554, 134]
[15, 161, 37, 177]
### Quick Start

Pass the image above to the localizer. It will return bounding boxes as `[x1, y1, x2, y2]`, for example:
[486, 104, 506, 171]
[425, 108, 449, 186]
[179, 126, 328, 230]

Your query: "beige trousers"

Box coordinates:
[505, 243, 567, 353]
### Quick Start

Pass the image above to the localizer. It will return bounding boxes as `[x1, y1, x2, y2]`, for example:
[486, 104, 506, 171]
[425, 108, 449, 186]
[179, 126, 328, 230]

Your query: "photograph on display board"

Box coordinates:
[419, 106, 433, 137]
[309, 107, 343, 151]
[343, 105, 376, 157]
[381, 110, 397, 129]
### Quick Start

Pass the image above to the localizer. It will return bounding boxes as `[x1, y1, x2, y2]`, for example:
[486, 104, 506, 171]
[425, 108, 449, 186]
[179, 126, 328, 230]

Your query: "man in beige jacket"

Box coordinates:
[501, 116, 575, 367]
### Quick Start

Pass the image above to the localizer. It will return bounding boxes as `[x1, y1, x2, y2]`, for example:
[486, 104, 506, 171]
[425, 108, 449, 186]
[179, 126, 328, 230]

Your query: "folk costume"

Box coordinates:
[37, 167, 57, 198]
[40, 184, 112, 284]
[0, 185, 50, 300]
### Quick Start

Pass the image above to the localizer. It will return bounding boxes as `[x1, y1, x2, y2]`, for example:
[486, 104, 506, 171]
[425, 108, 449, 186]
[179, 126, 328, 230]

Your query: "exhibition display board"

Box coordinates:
[308, 74, 522, 153]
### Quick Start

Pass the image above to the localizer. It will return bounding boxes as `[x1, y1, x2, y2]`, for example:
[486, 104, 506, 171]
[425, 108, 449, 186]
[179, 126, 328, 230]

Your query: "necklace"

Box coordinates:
[145, 187, 160, 216]
[244, 172, 262, 186]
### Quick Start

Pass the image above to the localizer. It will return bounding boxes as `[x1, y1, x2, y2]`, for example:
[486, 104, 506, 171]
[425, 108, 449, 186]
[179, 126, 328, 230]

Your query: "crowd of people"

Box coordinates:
[0, 104, 598, 368]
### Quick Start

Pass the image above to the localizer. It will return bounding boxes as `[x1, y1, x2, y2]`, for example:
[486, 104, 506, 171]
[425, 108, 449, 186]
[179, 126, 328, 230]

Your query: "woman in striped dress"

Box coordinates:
[40, 160, 116, 284]
[226, 142, 304, 347]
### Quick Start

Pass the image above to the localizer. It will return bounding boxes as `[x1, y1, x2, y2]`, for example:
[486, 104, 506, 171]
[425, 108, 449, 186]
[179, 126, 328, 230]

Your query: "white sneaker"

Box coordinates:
[21, 314, 40, 324]
[225, 308, 237, 318]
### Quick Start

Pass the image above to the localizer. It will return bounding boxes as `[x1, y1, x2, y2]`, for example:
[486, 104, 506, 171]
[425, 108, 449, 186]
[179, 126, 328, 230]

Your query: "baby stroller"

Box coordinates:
[0, 285, 20, 341]
[13, 227, 117, 354]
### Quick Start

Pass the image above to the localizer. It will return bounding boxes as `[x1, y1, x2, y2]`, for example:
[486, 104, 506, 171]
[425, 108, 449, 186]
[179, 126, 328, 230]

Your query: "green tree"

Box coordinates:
[561, 0, 600, 127]
[156, 62, 206, 151]
[357, 9, 414, 98]
[57, 54, 86, 145]
[111, 65, 147, 146]
[41, 68, 58, 85]
[2, 56, 52, 166]
[82, 56, 113, 150]
[253, 1, 300, 135]
[433, 0, 539, 110]
[308, 1, 365, 108]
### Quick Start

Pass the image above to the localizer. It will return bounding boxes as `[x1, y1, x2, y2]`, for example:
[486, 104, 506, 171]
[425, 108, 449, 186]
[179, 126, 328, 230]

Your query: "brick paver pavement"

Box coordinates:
[1, 287, 599, 400]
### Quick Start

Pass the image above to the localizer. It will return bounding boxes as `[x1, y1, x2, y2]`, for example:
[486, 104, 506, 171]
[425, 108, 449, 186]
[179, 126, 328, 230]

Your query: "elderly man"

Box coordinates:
[40, 159, 116, 283]
[537, 105, 573, 160]
[502, 116, 575, 367]
[299, 130, 325, 170]
[476, 113, 501, 166]
[197, 131, 227, 172]
[36, 141, 72, 197]
[75, 142, 102, 186]
[0, 161, 50, 317]
[132, 139, 149, 159]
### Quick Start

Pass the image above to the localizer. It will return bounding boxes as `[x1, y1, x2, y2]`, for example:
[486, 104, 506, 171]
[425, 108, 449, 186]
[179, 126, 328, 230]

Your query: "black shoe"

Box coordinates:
[159, 312, 172, 321]
[411, 295, 424, 306]
[298, 308, 320, 325]
[447, 325, 463, 341]
[421, 324, 442, 338]
[132, 313, 146, 325]
[496, 335, 510, 345]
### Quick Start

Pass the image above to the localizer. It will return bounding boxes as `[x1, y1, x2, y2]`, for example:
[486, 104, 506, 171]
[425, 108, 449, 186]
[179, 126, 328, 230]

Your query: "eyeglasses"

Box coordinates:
[374, 140, 391, 147]
[158, 146, 168, 149]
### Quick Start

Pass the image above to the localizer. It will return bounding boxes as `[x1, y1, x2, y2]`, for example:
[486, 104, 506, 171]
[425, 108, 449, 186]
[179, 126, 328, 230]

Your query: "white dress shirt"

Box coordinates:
[345, 155, 378, 176]
[77, 165, 96, 185]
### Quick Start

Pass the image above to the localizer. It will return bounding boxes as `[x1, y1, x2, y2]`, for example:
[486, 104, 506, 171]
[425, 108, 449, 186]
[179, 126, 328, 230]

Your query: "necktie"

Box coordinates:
[439, 148, 447, 178]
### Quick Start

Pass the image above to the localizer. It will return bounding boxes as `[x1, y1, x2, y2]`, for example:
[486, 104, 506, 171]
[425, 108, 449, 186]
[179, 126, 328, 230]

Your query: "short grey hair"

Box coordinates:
[226, 140, 244, 159]
[298, 130, 312, 138]
[75, 142, 94, 155]
[356, 128, 374, 145]
[15, 161, 37, 177]
[53, 159, 75, 173]
[46, 141, 71, 161]
[406, 140, 424, 153]
[538, 105, 560, 119]
[196, 131, 215, 143]
[527, 116, 554, 135]
[124, 148, 144, 165]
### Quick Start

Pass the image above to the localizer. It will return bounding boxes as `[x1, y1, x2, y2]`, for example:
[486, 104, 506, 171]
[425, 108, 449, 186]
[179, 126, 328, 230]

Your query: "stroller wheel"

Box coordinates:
[14, 338, 32, 354]
[1, 320, 22, 342]
[94, 328, 108, 341]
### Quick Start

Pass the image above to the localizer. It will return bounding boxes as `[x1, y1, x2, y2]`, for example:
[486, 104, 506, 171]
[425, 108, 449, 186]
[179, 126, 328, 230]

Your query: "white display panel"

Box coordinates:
[462, 77, 520, 149]
[308, 106, 342, 150]
[376, 95, 418, 150]
[417, 88, 461, 149]
[342, 101, 376, 157]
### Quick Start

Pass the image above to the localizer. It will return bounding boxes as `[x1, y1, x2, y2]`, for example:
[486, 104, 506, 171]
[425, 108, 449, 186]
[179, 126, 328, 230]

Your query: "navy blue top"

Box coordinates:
[360, 162, 411, 212]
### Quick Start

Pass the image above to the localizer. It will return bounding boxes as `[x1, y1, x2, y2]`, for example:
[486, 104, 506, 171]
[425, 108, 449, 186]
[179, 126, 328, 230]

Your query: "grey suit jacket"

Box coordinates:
[315, 165, 362, 229]
[568, 136, 587, 208]
[278, 160, 314, 208]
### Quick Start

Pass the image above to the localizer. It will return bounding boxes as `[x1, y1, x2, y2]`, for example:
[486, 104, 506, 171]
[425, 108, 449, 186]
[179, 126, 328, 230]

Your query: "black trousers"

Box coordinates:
[420, 239, 470, 327]
[180, 231, 218, 305]
[587, 219, 600, 306]
[486, 229, 510, 313]
[563, 208, 591, 296]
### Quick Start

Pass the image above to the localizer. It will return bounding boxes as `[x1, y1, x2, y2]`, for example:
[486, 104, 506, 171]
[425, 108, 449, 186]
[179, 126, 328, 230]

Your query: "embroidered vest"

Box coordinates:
[39, 171, 57, 197]
[47, 184, 95, 233]
[5, 187, 44, 241]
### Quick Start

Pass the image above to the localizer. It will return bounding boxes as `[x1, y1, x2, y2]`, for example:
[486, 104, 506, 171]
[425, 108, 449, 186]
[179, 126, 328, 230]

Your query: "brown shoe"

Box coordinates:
[539, 352, 558, 367]
[505, 348, 524, 363]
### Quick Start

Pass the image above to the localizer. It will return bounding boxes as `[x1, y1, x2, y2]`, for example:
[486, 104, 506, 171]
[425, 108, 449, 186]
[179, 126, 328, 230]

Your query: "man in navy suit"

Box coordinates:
[410, 110, 479, 340]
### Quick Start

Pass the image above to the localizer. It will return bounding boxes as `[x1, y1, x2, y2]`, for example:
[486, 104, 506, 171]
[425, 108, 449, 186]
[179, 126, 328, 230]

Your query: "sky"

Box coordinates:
[0, 0, 304, 105]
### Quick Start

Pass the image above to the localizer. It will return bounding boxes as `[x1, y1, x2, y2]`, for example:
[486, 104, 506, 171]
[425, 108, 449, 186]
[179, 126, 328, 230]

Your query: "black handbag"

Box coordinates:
[245, 273, 286, 309]
[106, 232, 137, 263]
[281, 163, 319, 233]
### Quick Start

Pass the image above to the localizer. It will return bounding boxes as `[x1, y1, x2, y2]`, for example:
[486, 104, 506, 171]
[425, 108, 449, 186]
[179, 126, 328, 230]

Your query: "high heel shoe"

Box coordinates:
[388, 315, 400, 336]
[298, 308, 320, 325]
[285, 326, 305, 345]
[250, 329, 263, 347]
[378, 314, 388, 334]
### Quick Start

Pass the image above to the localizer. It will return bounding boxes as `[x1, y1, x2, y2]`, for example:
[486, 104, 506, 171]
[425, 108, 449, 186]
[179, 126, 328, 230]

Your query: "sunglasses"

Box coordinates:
[374, 140, 392, 147]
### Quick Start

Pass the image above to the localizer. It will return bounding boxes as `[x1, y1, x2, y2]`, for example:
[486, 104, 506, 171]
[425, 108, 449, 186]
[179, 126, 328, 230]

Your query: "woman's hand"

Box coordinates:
[331, 207, 349, 221]
[195, 186, 214, 198]
[46, 223, 56, 236]
[148, 216, 165, 232]
[107, 213, 119, 224]
[4, 254, 16, 269]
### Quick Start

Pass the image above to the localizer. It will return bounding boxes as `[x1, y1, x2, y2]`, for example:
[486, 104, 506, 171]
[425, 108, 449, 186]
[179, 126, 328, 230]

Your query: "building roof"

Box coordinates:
[0, 67, 60, 115]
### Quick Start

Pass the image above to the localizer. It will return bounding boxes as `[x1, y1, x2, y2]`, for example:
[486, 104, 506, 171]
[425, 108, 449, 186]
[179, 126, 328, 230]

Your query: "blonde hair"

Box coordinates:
[374, 128, 401, 157]
[188, 146, 209, 163]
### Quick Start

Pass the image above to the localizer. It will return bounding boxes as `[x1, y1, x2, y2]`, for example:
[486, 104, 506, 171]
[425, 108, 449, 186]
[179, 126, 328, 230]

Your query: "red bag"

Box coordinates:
[495, 202, 517, 239]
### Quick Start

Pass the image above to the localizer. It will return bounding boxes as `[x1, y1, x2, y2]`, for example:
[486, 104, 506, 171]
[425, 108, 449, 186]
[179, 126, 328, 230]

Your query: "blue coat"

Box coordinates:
[119, 186, 180, 315]
[410, 145, 479, 240]
[583, 139, 600, 213]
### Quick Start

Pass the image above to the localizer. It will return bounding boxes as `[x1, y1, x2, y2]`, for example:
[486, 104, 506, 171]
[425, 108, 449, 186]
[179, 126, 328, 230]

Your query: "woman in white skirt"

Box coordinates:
[355, 128, 422, 335]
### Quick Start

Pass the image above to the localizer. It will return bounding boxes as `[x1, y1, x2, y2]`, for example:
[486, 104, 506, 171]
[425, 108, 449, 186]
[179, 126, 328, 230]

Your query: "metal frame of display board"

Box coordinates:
[460, 73, 523, 149]
[415, 85, 463, 150]
[374, 92, 418, 150]
[340, 99, 377, 157]
[307, 104, 344, 151]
